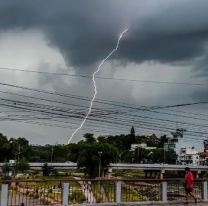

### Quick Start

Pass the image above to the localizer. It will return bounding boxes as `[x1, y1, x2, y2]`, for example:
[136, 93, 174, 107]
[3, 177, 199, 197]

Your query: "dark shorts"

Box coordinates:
[185, 188, 193, 193]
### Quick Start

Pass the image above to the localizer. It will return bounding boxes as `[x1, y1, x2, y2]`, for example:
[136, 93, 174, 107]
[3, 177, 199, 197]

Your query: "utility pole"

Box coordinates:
[98, 151, 102, 178]
[137, 147, 140, 163]
[164, 144, 165, 163]
[16, 144, 21, 162]
[51, 145, 54, 163]
[98, 151, 102, 190]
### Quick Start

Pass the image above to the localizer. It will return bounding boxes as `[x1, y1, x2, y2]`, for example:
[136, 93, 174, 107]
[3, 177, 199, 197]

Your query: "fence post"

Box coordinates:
[160, 169, 165, 179]
[1, 184, 8, 206]
[202, 181, 208, 201]
[115, 181, 121, 203]
[161, 181, 167, 202]
[62, 183, 69, 206]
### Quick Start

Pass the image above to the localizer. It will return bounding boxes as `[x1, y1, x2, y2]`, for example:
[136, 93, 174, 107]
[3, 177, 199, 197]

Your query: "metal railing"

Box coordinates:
[121, 180, 161, 202]
[167, 179, 203, 201]
[0, 178, 207, 205]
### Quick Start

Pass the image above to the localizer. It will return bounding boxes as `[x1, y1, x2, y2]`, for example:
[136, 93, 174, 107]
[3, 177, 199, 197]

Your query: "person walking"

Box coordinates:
[184, 167, 197, 204]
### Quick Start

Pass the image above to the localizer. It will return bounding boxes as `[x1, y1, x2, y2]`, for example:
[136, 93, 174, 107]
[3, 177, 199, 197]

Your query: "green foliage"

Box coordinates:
[76, 134, 119, 177]
[69, 191, 86, 203]
[15, 159, 30, 173]
[41, 199, 50, 205]
[121, 151, 134, 163]
[133, 148, 150, 163]
[150, 148, 177, 164]
[29, 193, 39, 199]
[0, 133, 11, 161]
[164, 149, 178, 164]
[158, 135, 168, 148]
[9, 137, 30, 160]
[0, 130, 178, 168]
[137, 186, 159, 201]
[2, 162, 10, 173]
[66, 143, 79, 162]
[83, 133, 96, 143]
[97, 136, 107, 143]
[2, 162, 11, 176]
[130, 126, 135, 138]
[53, 144, 68, 162]
[106, 134, 135, 151]
[42, 163, 53, 176]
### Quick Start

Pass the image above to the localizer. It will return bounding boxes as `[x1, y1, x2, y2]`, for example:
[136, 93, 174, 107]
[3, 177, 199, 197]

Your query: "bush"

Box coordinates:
[69, 191, 86, 203]
[29, 193, 34, 197]
[34, 194, 39, 199]
[41, 199, 49, 205]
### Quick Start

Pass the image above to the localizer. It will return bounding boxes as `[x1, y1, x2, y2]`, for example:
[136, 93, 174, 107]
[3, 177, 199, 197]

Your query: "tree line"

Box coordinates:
[0, 127, 177, 177]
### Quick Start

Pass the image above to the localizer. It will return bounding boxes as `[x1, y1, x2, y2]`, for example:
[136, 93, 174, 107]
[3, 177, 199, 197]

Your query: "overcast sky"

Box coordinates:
[0, 0, 208, 151]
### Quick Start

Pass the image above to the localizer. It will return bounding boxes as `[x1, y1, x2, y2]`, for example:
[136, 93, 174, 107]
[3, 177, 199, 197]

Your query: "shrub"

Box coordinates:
[69, 191, 86, 203]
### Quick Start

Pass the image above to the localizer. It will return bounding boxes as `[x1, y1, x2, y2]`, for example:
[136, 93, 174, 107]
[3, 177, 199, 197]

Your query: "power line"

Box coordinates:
[0, 84, 208, 131]
[1, 81, 208, 112]
[1, 84, 208, 128]
[0, 97, 207, 139]
[0, 81, 208, 141]
[0, 66, 208, 86]
[1, 87, 208, 129]
[0, 102, 207, 143]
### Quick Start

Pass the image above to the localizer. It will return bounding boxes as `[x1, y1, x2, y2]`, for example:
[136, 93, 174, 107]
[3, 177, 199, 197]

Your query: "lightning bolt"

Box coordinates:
[68, 28, 128, 144]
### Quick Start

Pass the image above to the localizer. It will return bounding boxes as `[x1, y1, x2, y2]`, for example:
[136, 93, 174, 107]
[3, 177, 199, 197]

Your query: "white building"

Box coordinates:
[179, 147, 199, 166]
[131, 143, 156, 151]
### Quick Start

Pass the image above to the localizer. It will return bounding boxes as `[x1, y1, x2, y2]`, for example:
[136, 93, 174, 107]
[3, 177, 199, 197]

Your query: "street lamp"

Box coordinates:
[18, 145, 21, 162]
[98, 151, 102, 178]
[51, 146, 54, 163]
[14, 144, 22, 162]
[137, 147, 140, 163]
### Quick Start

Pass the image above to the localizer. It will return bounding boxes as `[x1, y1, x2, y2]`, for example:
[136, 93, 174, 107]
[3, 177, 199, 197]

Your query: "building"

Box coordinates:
[145, 134, 159, 145]
[198, 140, 208, 165]
[179, 147, 199, 165]
[204, 140, 208, 150]
[131, 143, 156, 151]
[198, 151, 208, 165]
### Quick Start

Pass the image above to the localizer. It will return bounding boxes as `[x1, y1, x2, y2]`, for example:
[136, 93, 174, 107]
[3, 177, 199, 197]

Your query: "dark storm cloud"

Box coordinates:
[119, 29, 208, 64]
[1, 0, 208, 72]
[0, 1, 41, 29]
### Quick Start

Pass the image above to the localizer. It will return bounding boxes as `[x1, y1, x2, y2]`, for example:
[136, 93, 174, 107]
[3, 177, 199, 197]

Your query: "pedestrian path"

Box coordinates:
[73, 177, 96, 203]
[28, 202, 208, 206]
[132, 202, 206, 206]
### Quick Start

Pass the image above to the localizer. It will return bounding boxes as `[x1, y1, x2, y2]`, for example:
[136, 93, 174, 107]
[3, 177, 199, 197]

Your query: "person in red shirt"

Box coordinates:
[184, 167, 197, 204]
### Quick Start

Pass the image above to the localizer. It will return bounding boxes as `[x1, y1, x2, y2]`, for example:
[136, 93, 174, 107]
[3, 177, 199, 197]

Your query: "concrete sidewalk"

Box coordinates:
[132, 203, 204, 206]
[37, 204, 205, 206]
[69, 202, 207, 206]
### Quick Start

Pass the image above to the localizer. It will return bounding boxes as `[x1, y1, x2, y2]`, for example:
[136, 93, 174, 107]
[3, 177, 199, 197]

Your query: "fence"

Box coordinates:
[0, 178, 207, 205]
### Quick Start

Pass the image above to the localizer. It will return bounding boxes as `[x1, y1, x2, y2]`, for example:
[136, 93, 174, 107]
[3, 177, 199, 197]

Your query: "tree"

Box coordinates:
[158, 135, 168, 148]
[107, 134, 133, 151]
[42, 163, 52, 176]
[134, 147, 150, 163]
[130, 126, 135, 137]
[67, 143, 80, 162]
[76, 134, 119, 177]
[15, 159, 30, 173]
[53, 144, 69, 162]
[0, 133, 8, 145]
[150, 148, 177, 164]
[2, 162, 10, 177]
[121, 150, 134, 163]
[0, 133, 10, 161]
[8, 137, 30, 161]
[145, 134, 159, 147]
[27, 145, 51, 162]
[83, 133, 96, 143]
[97, 136, 107, 143]
[164, 149, 178, 164]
